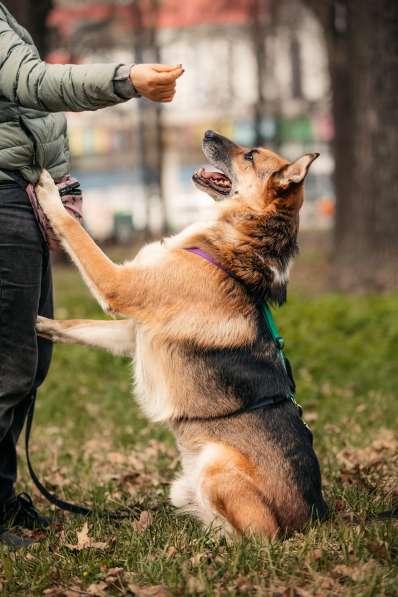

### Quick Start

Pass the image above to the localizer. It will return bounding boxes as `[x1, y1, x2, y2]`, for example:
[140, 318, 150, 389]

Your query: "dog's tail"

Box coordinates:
[371, 508, 398, 521]
[341, 507, 398, 525]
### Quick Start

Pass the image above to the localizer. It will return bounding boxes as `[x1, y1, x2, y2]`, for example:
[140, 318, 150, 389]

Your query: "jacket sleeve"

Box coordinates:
[0, 10, 138, 112]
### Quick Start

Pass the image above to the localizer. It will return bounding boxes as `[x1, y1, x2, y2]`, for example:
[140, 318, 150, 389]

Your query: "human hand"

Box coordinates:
[130, 63, 184, 102]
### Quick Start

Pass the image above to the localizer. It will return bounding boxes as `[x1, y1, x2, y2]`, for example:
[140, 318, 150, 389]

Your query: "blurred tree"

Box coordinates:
[250, 0, 267, 146]
[2, 0, 53, 57]
[132, 0, 168, 239]
[249, 0, 282, 148]
[303, 0, 398, 290]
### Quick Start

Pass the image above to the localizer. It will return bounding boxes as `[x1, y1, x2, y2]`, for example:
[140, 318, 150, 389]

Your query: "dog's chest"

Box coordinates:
[134, 326, 175, 422]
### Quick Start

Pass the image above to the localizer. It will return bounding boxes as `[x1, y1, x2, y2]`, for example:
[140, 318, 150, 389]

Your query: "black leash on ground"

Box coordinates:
[25, 395, 142, 520]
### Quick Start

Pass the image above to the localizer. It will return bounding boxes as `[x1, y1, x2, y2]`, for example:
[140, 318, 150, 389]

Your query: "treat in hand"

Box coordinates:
[130, 63, 184, 103]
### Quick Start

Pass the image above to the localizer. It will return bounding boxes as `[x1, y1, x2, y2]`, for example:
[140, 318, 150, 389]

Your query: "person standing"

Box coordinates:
[0, 1, 183, 545]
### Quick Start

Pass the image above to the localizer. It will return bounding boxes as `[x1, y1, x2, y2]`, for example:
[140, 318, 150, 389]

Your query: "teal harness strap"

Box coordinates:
[183, 246, 302, 418]
[261, 303, 295, 399]
[261, 303, 286, 365]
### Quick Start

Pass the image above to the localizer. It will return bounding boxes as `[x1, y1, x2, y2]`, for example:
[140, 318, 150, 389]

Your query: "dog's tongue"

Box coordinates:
[198, 168, 227, 181]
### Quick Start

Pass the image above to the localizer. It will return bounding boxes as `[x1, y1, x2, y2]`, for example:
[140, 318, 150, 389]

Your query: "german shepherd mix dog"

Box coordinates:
[36, 130, 327, 538]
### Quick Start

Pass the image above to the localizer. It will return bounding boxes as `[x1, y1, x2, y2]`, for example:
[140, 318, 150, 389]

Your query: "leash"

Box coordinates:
[261, 302, 296, 400]
[25, 395, 142, 519]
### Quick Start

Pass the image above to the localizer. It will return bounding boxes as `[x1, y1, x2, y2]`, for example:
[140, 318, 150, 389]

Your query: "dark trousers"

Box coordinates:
[0, 180, 53, 502]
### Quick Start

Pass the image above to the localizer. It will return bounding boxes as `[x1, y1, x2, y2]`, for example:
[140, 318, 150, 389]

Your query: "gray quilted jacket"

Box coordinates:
[0, 2, 138, 183]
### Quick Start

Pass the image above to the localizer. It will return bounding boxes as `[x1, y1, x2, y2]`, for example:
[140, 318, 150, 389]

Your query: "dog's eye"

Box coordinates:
[244, 150, 256, 161]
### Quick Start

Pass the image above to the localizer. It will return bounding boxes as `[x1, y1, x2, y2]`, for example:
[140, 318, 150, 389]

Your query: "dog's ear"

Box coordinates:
[273, 153, 319, 192]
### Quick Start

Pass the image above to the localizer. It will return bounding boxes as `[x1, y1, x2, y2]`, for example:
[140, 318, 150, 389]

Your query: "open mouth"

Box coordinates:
[192, 167, 232, 195]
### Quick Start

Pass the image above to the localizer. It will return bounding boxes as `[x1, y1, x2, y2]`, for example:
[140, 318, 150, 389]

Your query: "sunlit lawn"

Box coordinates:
[1, 246, 397, 596]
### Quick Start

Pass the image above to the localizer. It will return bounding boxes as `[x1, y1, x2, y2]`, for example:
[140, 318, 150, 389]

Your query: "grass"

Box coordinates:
[1, 255, 398, 596]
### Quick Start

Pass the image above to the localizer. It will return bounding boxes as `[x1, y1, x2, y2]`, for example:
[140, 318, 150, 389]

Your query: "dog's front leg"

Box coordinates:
[35, 171, 125, 314]
[36, 316, 135, 356]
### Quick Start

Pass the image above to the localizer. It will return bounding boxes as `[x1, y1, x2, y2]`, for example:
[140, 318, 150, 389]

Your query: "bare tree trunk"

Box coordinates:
[132, 1, 153, 241]
[303, 0, 398, 290]
[250, 0, 267, 146]
[151, 0, 169, 236]
[250, 0, 284, 150]
[132, 0, 168, 239]
[3, 0, 53, 57]
[154, 84, 168, 235]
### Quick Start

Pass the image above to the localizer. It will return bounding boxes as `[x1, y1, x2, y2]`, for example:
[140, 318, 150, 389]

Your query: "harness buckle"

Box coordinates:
[275, 336, 285, 350]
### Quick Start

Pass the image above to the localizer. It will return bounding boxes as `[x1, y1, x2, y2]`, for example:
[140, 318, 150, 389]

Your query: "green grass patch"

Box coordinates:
[1, 266, 397, 596]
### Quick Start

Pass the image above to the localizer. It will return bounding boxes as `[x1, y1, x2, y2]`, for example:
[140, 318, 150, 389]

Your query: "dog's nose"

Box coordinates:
[204, 130, 217, 140]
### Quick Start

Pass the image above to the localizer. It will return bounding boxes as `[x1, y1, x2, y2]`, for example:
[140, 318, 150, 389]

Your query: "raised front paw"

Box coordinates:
[35, 170, 64, 216]
[36, 315, 62, 341]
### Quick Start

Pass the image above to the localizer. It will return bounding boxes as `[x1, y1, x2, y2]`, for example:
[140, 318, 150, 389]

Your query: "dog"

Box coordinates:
[35, 130, 327, 538]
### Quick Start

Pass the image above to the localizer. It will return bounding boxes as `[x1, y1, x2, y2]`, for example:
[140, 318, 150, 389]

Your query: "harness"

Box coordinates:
[180, 247, 301, 422]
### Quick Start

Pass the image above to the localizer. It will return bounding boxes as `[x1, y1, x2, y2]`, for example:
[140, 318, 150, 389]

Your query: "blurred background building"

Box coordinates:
[6, 0, 397, 291]
[44, 0, 334, 240]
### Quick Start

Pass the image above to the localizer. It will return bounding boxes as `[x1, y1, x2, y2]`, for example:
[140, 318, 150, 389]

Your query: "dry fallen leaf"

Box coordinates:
[304, 411, 318, 423]
[333, 559, 378, 581]
[294, 588, 314, 597]
[187, 577, 206, 594]
[128, 584, 170, 597]
[105, 567, 125, 580]
[108, 451, 128, 465]
[165, 546, 177, 558]
[43, 588, 82, 597]
[337, 429, 397, 471]
[272, 588, 295, 597]
[188, 553, 206, 566]
[233, 575, 256, 592]
[65, 522, 108, 551]
[87, 581, 108, 596]
[313, 548, 323, 560]
[64, 588, 87, 597]
[132, 510, 153, 533]
[25, 552, 36, 561]
[47, 470, 71, 488]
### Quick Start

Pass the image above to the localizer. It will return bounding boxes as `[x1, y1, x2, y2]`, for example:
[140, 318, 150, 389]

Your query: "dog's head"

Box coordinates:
[193, 130, 318, 212]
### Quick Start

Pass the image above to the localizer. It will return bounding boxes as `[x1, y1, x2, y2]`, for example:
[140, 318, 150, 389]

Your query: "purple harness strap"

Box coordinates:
[184, 247, 231, 276]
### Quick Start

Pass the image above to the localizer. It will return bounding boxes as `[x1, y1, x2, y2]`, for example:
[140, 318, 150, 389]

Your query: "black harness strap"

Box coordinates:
[174, 394, 290, 424]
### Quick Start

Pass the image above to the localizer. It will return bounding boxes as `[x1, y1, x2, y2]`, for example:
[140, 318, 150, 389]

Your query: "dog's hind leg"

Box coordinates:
[201, 472, 280, 538]
[36, 317, 135, 356]
[197, 444, 280, 538]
